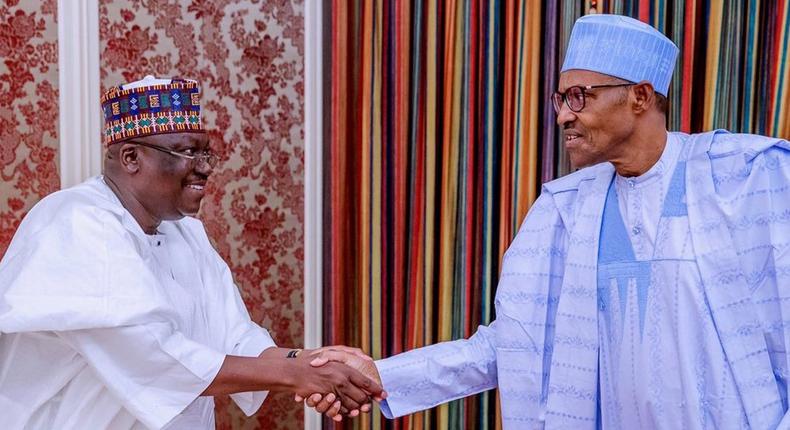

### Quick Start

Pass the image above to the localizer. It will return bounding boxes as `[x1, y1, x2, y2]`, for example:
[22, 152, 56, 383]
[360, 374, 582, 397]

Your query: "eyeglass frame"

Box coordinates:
[127, 139, 219, 168]
[551, 83, 634, 114]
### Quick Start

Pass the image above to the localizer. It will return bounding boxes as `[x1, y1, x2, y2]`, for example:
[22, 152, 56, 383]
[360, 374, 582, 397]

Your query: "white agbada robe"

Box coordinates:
[376, 130, 790, 429]
[0, 177, 276, 429]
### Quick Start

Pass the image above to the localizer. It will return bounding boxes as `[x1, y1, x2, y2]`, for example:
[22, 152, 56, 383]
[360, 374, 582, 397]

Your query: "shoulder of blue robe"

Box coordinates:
[540, 161, 613, 233]
[496, 160, 613, 349]
[492, 163, 612, 426]
[696, 130, 790, 282]
[702, 130, 790, 196]
[0, 178, 188, 333]
[685, 130, 790, 428]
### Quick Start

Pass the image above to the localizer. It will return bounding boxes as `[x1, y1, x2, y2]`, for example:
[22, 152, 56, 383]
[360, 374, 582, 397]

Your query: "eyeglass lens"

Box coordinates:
[194, 152, 218, 168]
[552, 86, 585, 114]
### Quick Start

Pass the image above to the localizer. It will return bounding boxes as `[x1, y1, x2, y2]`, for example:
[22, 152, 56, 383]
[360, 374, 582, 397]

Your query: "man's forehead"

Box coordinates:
[139, 132, 209, 147]
[558, 70, 620, 91]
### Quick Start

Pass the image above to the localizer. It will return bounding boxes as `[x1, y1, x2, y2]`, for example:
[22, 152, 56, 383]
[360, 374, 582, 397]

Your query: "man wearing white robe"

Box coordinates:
[306, 14, 790, 429]
[0, 77, 381, 429]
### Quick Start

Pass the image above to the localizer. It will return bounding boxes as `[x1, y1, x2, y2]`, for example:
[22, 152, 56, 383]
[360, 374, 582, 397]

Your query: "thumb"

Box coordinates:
[310, 350, 353, 367]
[309, 356, 328, 367]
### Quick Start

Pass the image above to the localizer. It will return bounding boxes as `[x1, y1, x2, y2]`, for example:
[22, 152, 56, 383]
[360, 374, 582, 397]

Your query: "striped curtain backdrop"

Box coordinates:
[323, 1, 790, 429]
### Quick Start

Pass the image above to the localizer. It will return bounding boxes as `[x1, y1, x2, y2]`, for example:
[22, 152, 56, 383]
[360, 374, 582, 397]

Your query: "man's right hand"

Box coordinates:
[201, 345, 383, 415]
[284, 347, 383, 414]
[295, 346, 385, 421]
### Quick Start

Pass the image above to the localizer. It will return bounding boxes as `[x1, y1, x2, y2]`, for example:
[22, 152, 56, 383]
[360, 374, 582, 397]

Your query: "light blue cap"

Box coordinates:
[561, 14, 679, 96]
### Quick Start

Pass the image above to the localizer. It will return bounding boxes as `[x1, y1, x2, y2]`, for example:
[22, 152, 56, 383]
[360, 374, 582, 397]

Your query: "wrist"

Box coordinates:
[270, 354, 304, 392]
[259, 346, 300, 359]
[256, 348, 305, 391]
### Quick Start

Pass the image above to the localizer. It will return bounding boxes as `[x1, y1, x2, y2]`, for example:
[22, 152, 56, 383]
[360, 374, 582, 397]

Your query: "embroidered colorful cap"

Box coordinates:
[101, 75, 203, 146]
[561, 14, 679, 96]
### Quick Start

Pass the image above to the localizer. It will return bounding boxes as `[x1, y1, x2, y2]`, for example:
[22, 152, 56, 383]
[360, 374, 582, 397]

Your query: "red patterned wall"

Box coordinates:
[0, 0, 60, 256]
[99, 1, 305, 428]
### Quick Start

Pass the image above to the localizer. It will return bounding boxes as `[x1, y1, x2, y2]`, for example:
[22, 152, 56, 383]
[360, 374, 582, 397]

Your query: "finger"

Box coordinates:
[308, 345, 358, 356]
[360, 402, 371, 413]
[326, 345, 370, 359]
[371, 389, 387, 402]
[337, 396, 362, 412]
[335, 388, 365, 412]
[348, 409, 360, 417]
[294, 394, 303, 402]
[325, 400, 342, 419]
[314, 393, 336, 414]
[305, 393, 323, 408]
[310, 350, 353, 367]
[349, 368, 383, 396]
[309, 356, 328, 367]
[337, 382, 369, 409]
[305, 346, 333, 363]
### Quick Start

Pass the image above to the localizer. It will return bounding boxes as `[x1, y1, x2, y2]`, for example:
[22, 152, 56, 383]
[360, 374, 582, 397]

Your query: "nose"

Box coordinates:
[556, 100, 577, 127]
[194, 157, 214, 176]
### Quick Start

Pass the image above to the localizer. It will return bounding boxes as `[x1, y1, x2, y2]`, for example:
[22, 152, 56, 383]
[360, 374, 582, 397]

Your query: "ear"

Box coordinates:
[117, 143, 141, 174]
[631, 80, 656, 115]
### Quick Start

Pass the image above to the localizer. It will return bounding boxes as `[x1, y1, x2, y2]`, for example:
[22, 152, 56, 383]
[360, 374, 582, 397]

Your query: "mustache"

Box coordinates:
[185, 173, 209, 183]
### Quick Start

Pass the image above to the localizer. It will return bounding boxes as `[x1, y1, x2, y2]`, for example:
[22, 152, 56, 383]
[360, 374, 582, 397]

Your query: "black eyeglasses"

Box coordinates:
[551, 83, 633, 113]
[130, 140, 218, 168]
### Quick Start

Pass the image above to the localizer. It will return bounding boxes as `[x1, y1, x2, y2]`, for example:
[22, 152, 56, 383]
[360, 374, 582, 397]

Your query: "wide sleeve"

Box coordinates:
[688, 132, 790, 428]
[0, 198, 244, 428]
[57, 323, 226, 430]
[375, 323, 498, 419]
[195, 227, 277, 416]
[0, 198, 180, 332]
[217, 261, 277, 415]
[375, 189, 571, 421]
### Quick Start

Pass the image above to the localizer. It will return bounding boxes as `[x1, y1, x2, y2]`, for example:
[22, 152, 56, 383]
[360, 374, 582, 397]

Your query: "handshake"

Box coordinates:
[286, 346, 385, 422]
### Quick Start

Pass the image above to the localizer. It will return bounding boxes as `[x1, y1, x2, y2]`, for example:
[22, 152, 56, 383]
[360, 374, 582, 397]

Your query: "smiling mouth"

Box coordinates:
[186, 184, 205, 191]
[565, 135, 582, 145]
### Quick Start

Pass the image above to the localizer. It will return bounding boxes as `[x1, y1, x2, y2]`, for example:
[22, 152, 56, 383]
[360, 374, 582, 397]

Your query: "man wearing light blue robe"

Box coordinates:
[372, 127, 790, 429]
[307, 14, 790, 429]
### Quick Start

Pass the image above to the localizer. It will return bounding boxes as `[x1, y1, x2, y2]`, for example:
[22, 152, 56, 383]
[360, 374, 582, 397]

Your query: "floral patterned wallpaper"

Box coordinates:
[99, 1, 305, 428]
[0, 0, 60, 256]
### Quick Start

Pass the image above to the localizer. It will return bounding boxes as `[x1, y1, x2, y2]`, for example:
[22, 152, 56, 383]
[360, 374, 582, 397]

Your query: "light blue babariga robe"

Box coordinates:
[597, 136, 747, 429]
[376, 130, 790, 429]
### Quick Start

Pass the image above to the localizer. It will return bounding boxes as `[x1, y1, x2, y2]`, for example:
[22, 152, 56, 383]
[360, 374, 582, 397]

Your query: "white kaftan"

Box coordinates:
[0, 177, 276, 429]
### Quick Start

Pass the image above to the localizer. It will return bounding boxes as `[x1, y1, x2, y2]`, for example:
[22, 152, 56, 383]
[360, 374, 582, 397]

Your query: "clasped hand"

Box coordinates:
[294, 346, 385, 422]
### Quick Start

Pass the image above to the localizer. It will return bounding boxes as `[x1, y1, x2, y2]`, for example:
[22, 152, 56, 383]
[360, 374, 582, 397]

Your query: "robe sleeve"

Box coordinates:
[375, 323, 498, 419]
[0, 194, 271, 427]
[184, 218, 278, 416]
[214, 258, 277, 415]
[700, 132, 790, 427]
[375, 190, 571, 419]
[0, 195, 184, 332]
[58, 323, 225, 430]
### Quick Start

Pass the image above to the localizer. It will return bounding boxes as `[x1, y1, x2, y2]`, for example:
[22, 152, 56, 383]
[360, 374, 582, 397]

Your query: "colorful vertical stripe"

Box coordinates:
[325, 1, 790, 429]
